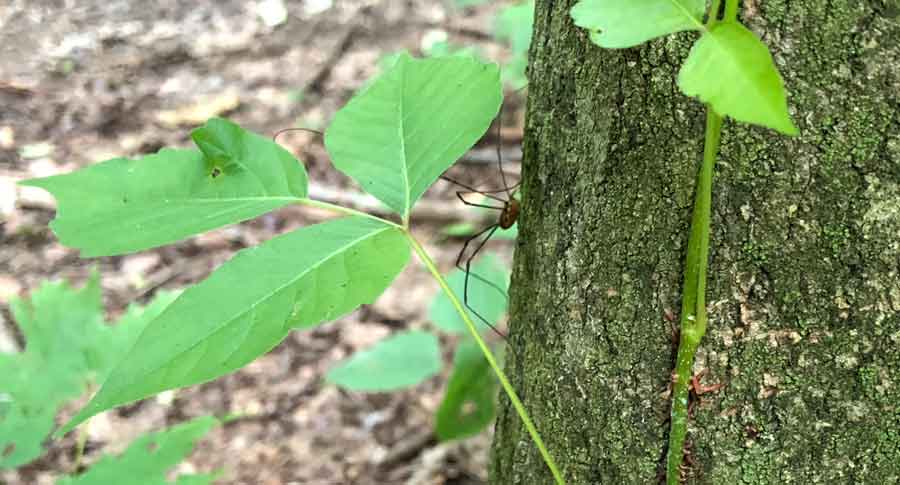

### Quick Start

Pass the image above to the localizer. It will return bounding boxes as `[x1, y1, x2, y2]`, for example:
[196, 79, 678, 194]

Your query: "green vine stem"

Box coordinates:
[294, 195, 565, 484]
[665, 108, 723, 484]
[405, 231, 566, 485]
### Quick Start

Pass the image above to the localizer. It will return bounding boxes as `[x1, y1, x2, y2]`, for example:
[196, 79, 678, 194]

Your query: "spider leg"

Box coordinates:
[456, 224, 507, 339]
[440, 176, 507, 203]
[455, 225, 508, 300]
[495, 103, 514, 199]
[272, 127, 324, 143]
[455, 192, 506, 210]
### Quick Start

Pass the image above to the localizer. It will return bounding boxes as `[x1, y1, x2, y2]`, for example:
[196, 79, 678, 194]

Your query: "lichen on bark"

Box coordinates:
[489, 1, 900, 484]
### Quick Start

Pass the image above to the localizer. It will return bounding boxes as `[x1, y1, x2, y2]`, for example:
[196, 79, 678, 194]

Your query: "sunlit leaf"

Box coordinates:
[435, 341, 497, 441]
[327, 331, 441, 391]
[678, 22, 798, 135]
[21, 118, 308, 256]
[59, 217, 409, 434]
[56, 416, 218, 485]
[325, 54, 502, 219]
[570, 0, 705, 48]
[429, 253, 508, 334]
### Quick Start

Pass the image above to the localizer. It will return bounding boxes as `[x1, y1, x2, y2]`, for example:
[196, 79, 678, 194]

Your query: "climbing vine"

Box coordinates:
[570, 0, 798, 482]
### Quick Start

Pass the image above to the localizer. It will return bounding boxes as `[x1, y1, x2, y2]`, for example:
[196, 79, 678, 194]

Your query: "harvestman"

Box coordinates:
[439, 100, 522, 340]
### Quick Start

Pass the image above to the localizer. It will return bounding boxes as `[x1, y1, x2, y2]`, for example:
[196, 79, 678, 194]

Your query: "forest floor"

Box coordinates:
[0, 1, 527, 484]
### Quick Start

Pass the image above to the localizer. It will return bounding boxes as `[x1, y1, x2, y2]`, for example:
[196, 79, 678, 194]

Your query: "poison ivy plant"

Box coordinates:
[55, 416, 218, 485]
[570, 1, 800, 483]
[0, 274, 176, 468]
[571, 0, 797, 135]
[23, 54, 564, 483]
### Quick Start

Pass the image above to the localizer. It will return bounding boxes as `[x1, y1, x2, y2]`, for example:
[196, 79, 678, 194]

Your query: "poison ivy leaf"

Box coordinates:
[429, 253, 509, 334]
[435, 341, 497, 441]
[327, 331, 441, 391]
[287, 221, 410, 329]
[21, 118, 308, 257]
[325, 54, 502, 219]
[0, 276, 175, 468]
[56, 416, 218, 485]
[570, 0, 705, 48]
[60, 217, 408, 434]
[678, 22, 798, 135]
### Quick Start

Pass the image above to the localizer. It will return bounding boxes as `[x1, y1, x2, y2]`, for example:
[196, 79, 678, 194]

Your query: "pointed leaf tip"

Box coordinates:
[325, 55, 502, 219]
[678, 22, 798, 136]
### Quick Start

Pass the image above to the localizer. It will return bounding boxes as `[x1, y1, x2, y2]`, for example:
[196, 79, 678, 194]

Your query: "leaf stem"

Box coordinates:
[404, 232, 566, 485]
[707, 0, 723, 27]
[724, 0, 739, 23]
[665, 107, 722, 485]
[296, 198, 404, 229]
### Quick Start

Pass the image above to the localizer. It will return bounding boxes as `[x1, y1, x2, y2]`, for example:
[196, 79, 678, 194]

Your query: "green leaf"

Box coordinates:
[429, 253, 508, 334]
[678, 22, 798, 135]
[570, 0, 705, 48]
[0, 276, 175, 468]
[56, 416, 218, 485]
[435, 341, 497, 441]
[21, 118, 308, 256]
[325, 54, 502, 219]
[327, 330, 441, 391]
[59, 217, 408, 434]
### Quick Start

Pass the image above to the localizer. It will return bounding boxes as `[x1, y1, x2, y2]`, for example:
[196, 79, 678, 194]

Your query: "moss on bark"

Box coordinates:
[489, 1, 900, 483]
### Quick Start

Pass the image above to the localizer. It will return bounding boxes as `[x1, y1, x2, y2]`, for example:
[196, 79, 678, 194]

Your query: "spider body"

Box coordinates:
[499, 198, 519, 230]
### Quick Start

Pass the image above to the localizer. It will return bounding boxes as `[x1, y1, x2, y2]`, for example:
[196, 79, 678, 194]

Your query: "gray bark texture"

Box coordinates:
[489, 1, 900, 484]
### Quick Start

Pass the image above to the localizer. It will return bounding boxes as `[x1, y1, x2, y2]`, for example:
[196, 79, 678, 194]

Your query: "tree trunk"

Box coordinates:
[490, 2, 900, 483]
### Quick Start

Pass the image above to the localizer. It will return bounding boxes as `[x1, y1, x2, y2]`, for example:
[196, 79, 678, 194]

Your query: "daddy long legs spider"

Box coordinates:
[440, 101, 522, 340]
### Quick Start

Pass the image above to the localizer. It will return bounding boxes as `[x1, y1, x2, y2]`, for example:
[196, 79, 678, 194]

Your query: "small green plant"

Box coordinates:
[22, 54, 564, 483]
[570, 0, 798, 482]
[0, 275, 217, 483]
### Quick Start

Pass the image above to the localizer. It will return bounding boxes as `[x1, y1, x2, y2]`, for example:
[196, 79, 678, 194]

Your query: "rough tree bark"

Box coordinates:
[490, 1, 899, 483]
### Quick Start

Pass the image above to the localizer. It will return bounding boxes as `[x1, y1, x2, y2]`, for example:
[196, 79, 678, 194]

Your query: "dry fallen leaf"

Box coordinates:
[156, 91, 241, 127]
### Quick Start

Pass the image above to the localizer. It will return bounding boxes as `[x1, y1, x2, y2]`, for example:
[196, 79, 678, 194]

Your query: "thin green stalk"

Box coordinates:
[296, 198, 403, 229]
[665, 108, 722, 485]
[405, 232, 566, 485]
[724, 0, 739, 23]
[707, 0, 722, 27]
[73, 412, 90, 472]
